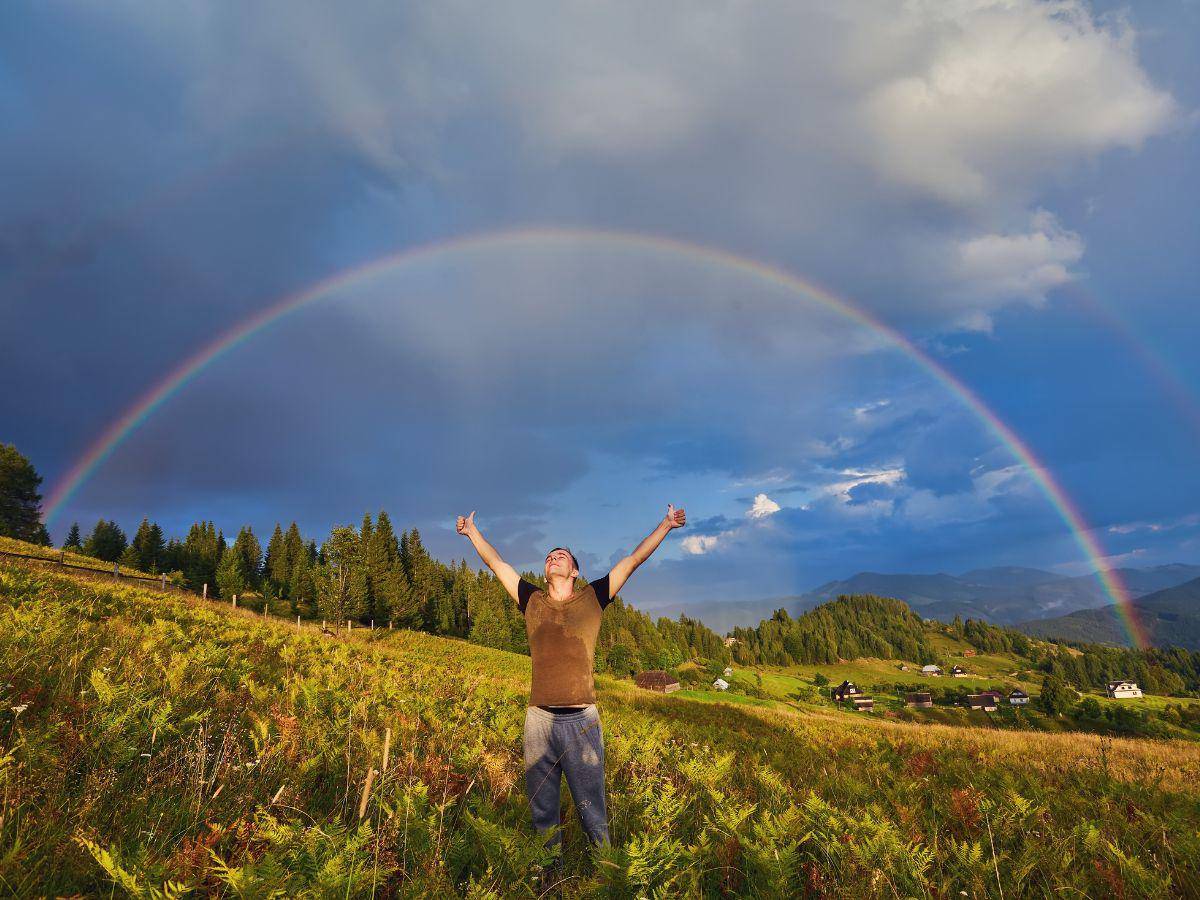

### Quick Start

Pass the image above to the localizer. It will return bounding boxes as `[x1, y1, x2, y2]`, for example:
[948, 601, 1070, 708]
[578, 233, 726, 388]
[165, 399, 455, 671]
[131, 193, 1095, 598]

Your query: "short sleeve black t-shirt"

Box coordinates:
[517, 576, 613, 614]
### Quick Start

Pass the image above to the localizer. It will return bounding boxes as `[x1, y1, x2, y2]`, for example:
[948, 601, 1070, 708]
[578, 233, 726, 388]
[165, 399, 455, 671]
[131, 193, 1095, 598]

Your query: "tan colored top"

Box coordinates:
[518, 576, 613, 707]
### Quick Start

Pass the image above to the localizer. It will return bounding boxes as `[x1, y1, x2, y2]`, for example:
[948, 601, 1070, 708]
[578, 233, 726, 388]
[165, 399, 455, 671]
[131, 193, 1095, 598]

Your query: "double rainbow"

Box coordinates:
[41, 226, 1150, 648]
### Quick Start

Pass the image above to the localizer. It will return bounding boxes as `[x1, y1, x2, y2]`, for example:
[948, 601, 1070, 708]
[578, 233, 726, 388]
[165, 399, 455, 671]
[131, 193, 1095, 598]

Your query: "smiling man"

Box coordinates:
[456, 504, 686, 867]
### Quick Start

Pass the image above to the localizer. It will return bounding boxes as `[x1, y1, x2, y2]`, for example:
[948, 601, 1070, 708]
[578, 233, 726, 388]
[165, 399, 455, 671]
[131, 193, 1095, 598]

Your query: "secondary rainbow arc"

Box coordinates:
[41, 226, 1151, 648]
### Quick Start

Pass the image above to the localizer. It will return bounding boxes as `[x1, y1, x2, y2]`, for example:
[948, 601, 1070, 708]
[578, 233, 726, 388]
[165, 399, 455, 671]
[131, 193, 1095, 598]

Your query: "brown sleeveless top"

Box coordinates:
[517, 576, 613, 706]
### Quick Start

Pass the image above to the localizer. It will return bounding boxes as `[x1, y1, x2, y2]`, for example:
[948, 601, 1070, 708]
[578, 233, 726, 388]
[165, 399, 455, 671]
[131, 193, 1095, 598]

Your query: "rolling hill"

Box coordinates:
[1020, 576, 1200, 649]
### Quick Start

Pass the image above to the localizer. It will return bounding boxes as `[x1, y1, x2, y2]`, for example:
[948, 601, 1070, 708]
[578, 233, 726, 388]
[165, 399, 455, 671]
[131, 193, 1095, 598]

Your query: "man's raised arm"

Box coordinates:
[456, 511, 523, 603]
[607, 503, 686, 597]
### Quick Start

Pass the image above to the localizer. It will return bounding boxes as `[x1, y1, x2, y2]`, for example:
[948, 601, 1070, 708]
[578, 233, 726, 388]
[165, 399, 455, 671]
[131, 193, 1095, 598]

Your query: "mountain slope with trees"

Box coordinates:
[1020, 577, 1200, 650]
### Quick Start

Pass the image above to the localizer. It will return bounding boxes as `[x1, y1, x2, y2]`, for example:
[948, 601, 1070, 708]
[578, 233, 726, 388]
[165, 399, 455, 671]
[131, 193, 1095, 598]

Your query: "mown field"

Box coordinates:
[3, 560, 1200, 898]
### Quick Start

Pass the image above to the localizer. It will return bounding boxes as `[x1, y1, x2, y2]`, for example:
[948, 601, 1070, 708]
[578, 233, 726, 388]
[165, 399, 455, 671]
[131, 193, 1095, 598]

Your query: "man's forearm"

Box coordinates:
[466, 528, 506, 573]
[629, 520, 672, 566]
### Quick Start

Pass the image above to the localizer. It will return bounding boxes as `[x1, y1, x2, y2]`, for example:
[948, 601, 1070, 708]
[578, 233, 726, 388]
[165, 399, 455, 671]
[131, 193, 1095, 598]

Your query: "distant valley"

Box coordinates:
[638, 562, 1200, 637]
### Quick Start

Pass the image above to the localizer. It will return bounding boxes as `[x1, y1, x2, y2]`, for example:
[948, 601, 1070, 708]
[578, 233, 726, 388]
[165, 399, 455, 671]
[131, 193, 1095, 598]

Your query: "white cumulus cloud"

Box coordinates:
[681, 534, 723, 555]
[747, 493, 781, 519]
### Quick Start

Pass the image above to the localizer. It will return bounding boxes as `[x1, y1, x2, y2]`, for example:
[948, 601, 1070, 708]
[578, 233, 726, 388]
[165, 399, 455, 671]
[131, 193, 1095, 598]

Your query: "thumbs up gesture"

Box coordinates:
[456, 510, 477, 537]
[664, 504, 686, 530]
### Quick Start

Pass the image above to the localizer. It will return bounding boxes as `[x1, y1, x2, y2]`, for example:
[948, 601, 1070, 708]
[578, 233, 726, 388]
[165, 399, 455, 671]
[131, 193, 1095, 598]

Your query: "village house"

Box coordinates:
[905, 692, 933, 708]
[723, 666, 733, 677]
[849, 695, 874, 711]
[921, 664, 942, 676]
[635, 670, 681, 693]
[965, 693, 998, 712]
[977, 689, 1004, 702]
[962, 649, 977, 657]
[712, 678, 729, 691]
[950, 665, 969, 678]
[1106, 680, 1143, 699]
[1008, 689, 1030, 705]
[723, 636, 739, 647]
[831, 680, 863, 702]
[898, 664, 910, 672]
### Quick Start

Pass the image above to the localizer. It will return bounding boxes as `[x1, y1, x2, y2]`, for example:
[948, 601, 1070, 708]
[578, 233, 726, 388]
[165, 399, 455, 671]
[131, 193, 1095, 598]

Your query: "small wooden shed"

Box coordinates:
[635, 670, 681, 693]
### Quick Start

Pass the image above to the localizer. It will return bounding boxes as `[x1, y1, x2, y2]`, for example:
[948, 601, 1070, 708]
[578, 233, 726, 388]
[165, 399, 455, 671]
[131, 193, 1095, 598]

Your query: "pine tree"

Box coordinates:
[119, 544, 139, 570]
[265, 524, 286, 591]
[289, 551, 317, 616]
[317, 526, 366, 625]
[215, 547, 247, 600]
[403, 528, 442, 630]
[468, 586, 510, 651]
[281, 523, 306, 596]
[63, 522, 82, 550]
[231, 526, 263, 591]
[365, 510, 403, 624]
[180, 521, 223, 593]
[83, 519, 127, 562]
[1038, 675, 1073, 716]
[129, 518, 165, 572]
[0, 443, 49, 544]
[161, 538, 184, 575]
[355, 513, 375, 620]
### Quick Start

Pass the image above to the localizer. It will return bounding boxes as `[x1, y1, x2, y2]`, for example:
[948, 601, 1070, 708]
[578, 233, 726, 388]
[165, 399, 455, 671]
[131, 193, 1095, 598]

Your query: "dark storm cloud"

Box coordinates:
[3, 0, 1196, 604]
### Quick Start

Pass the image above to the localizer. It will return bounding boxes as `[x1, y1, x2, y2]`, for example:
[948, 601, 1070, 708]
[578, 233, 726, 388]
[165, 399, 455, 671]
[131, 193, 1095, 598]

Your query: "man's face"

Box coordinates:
[544, 548, 578, 580]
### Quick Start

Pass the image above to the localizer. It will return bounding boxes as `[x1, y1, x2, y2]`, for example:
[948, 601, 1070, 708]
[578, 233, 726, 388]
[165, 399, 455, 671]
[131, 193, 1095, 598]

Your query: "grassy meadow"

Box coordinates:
[0, 535, 158, 579]
[3, 559, 1200, 897]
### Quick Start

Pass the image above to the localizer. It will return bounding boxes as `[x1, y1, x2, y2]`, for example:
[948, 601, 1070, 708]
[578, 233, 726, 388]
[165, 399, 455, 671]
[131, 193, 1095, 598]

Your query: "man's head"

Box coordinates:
[544, 546, 580, 581]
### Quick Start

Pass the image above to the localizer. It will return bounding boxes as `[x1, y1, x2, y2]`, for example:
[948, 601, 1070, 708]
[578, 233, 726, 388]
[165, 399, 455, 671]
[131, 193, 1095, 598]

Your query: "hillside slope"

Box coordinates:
[1021, 576, 1200, 649]
[794, 564, 1200, 626]
[3, 558, 1200, 897]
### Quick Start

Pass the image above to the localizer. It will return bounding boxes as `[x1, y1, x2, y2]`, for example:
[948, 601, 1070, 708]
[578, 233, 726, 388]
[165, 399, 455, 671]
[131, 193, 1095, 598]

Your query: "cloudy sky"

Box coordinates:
[3, 1, 1197, 609]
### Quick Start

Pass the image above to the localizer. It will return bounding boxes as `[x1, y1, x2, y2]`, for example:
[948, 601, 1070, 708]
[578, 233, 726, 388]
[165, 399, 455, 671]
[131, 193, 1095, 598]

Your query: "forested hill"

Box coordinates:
[728, 594, 935, 666]
[1020, 576, 1200, 650]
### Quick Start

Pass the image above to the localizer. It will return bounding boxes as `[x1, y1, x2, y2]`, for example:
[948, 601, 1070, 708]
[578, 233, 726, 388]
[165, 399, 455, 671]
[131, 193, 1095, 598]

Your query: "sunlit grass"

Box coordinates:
[2, 559, 1198, 898]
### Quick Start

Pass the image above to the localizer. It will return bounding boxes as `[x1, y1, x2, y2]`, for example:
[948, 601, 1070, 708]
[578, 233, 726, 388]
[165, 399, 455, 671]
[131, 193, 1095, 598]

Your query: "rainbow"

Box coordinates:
[41, 226, 1151, 648]
[1060, 283, 1200, 446]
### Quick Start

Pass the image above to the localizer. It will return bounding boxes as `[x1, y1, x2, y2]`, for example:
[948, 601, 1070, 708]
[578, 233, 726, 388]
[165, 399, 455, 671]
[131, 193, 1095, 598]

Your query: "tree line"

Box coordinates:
[7, 441, 1199, 686]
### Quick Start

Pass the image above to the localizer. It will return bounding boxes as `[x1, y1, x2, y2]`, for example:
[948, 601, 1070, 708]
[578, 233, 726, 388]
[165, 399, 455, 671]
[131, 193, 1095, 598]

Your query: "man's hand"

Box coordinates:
[456, 510, 477, 537]
[663, 503, 686, 530]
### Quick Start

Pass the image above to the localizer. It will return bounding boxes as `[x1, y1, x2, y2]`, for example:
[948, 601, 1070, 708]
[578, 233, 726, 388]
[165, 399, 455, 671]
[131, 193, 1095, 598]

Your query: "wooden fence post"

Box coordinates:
[297, 615, 301, 631]
[370, 619, 374, 631]
[388, 620, 393, 630]
[161, 573, 167, 591]
[113, 562, 119, 580]
[203, 583, 208, 599]
[347, 619, 353, 631]
[59, 551, 65, 566]
[232, 594, 237, 608]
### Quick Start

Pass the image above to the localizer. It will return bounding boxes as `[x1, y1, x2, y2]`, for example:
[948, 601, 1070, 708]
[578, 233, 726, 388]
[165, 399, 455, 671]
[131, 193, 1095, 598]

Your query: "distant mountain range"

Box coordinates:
[1019, 577, 1200, 650]
[636, 563, 1200, 636]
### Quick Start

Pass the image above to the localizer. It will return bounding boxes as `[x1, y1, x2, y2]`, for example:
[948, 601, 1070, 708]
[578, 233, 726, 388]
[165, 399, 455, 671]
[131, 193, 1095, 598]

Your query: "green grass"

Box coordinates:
[0, 534, 157, 579]
[3, 559, 1200, 897]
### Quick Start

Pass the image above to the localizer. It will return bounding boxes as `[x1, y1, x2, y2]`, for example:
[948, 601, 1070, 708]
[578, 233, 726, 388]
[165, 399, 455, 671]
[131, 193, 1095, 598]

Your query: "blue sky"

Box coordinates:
[2, 1, 1197, 611]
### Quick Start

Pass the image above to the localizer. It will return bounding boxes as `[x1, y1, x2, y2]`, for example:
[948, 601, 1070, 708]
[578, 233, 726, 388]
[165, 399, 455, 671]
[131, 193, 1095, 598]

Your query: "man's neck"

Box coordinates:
[546, 573, 577, 601]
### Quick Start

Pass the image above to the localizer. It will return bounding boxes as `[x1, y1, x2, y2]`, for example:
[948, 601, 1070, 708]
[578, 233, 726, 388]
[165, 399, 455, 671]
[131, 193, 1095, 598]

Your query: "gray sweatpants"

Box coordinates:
[523, 704, 610, 849]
